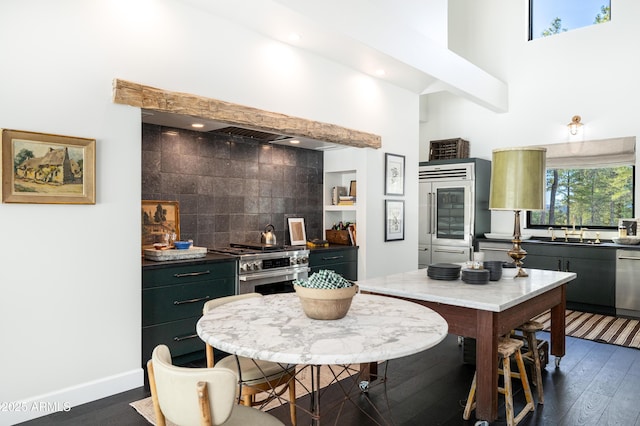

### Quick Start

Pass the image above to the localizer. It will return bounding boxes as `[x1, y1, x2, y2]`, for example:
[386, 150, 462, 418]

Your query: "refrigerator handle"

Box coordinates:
[429, 192, 435, 235]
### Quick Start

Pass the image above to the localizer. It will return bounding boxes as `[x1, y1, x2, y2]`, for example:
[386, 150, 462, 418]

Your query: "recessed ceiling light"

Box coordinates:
[288, 32, 301, 42]
[375, 69, 386, 76]
[191, 123, 204, 128]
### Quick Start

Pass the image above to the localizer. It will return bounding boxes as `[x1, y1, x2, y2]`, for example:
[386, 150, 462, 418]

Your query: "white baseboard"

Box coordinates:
[1, 368, 143, 426]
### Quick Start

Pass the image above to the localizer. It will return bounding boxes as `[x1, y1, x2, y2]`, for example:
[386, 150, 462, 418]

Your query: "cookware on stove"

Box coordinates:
[261, 224, 277, 245]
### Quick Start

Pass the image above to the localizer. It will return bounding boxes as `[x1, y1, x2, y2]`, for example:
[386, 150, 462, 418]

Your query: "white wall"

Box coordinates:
[425, 0, 640, 237]
[0, 0, 418, 423]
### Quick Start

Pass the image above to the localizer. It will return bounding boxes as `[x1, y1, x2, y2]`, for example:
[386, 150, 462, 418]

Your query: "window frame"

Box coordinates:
[527, 165, 635, 231]
[528, 0, 612, 41]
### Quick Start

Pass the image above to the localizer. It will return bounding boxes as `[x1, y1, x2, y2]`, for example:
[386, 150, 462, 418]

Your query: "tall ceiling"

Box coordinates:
[179, 0, 507, 112]
[145, 0, 508, 150]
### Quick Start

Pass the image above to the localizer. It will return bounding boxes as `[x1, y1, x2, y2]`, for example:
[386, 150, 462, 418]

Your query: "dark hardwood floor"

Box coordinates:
[18, 332, 640, 425]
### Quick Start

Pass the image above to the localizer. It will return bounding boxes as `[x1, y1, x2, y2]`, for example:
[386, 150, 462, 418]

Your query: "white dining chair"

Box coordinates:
[148, 344, 284, 426]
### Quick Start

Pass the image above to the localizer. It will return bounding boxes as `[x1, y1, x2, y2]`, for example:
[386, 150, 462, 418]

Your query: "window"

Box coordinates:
[529, 0, 611, 40]
[528, 137, 636, 230]
[528, 166, 634, 229]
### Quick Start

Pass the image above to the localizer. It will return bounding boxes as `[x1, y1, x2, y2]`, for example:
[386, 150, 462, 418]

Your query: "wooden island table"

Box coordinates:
[357, 268, 576, 422]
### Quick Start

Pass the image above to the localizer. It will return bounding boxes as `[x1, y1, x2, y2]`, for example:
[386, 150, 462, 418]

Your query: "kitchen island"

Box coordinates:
[357, 268, 576, 422]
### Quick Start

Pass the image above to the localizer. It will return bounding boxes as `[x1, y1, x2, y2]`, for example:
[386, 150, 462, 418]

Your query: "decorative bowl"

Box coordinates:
[294, 284, 358, 320]
[173, 241, 193, 250]
[612, 236, 640, 245]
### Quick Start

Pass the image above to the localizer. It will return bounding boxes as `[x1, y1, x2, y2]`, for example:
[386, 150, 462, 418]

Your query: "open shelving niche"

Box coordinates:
[323, 169, 358, 241]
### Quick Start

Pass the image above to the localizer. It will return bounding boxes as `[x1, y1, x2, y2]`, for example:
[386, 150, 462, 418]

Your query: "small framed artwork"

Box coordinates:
[288, 217, 307, 246]
[1, 129, 96, 204]
[384, 153, 405, 196]
[141, 200, 180, 250]
[385, 199, 405, 241]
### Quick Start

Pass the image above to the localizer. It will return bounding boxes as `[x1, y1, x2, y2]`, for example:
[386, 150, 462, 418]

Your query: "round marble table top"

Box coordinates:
[196, 292, 449, 365]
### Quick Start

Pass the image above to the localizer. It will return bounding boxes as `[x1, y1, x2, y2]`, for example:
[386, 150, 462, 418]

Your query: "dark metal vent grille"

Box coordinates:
[209, 126, 291, 142]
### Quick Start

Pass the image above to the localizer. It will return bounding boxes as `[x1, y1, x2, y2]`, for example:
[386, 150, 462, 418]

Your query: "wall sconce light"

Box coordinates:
[568, 115, 583, 135]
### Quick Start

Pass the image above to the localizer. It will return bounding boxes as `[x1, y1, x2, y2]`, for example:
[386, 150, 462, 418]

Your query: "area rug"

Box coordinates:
[130, 364, 358, 425]
[531, 309, 640, 349]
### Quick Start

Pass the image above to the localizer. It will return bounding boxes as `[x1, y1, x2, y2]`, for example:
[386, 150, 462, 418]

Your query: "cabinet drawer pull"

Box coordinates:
[480, 248, 510, 253]
[173, 333, 198, 342]
[618, 256, 640, 261]
[174, 296, 211, 305]
[322, 256, 344, 261]
[174, 270, 211, 278]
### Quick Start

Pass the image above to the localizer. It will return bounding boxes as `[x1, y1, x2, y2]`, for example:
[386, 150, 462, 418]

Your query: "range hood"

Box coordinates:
[208, 126, 293, 142]
[141, 109, 343, 151]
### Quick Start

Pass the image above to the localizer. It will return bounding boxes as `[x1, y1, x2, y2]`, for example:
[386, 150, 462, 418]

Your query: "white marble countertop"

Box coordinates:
[196, 293, 448, 365]
[357, 268, 577, 312]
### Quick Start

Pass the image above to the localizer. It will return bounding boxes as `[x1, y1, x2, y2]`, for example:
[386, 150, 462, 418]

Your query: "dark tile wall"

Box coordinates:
[142, 123, 324, 248]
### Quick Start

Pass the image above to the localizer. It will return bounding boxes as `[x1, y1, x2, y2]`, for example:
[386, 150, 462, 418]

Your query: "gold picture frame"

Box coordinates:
[141, 200, 180, 250]
[1, 129, 96, 204]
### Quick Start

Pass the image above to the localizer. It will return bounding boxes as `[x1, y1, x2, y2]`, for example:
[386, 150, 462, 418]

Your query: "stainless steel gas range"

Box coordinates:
[209, 243, 310, 295]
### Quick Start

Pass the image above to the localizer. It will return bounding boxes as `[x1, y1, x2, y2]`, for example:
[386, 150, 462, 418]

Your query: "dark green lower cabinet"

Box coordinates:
[142, 258, 236, 375]
[309, 247, 358, 281]
[523, 243, 615, 315]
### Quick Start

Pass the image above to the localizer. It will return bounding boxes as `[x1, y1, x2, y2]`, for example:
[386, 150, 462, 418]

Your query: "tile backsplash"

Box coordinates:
[142, 123, 323, 248]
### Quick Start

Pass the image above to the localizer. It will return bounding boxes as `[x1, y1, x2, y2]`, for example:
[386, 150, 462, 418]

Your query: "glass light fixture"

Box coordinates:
[568, 115, 583, 135]
[489, 147, 546, 277]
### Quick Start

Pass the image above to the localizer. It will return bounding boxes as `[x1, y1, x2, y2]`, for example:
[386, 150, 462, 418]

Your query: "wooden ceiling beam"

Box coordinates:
[112, 79, 381, 149]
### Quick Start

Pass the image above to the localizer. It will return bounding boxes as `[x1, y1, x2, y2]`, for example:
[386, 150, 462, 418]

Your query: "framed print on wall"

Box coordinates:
[141, 200, 180, 250]
[1, 129, 96, 204]
[385, 199, 405, 241]
[288, 217, 307, 245]
[384, 152, 405, 195]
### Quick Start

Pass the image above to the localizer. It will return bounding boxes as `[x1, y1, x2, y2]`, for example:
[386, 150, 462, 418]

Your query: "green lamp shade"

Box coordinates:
[489, 147, 546, 211]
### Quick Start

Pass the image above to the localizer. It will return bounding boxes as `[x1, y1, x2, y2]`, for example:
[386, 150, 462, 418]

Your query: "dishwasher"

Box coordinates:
[616, 250, 640, 318]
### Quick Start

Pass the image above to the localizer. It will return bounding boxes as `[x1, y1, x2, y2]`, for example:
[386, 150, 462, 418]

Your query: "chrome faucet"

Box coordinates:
[548, 227, 556, 241]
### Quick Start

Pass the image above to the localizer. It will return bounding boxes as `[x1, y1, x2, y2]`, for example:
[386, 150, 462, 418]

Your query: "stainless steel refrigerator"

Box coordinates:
[418, 158, 491, 268]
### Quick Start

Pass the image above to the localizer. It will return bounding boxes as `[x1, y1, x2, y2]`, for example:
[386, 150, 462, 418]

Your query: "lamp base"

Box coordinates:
[509, 210, 528, 278]
[508, 239, 528, 277]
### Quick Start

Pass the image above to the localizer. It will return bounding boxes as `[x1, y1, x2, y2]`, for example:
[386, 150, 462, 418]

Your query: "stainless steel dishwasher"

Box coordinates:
[616, 249, 640, 318]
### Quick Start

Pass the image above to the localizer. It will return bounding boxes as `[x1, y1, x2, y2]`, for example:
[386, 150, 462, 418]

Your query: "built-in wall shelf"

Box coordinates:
[323, 169, 359, 239]
[325, 205, 357, 212]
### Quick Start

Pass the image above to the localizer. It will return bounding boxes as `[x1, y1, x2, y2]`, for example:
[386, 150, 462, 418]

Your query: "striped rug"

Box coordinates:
[531, 310, 640, 349]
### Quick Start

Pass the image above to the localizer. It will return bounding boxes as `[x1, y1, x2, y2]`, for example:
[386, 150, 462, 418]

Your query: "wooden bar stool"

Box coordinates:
[516, 320, 544, 404]
[463, 337, 535, 426]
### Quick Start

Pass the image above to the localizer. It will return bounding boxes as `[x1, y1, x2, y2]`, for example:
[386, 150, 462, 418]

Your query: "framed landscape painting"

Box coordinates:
[1, 129, 96, 204]
[141, 200, 180, 250]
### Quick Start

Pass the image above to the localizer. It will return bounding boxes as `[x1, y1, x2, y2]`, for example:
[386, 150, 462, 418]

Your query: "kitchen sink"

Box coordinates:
[525, 238, 610, 246]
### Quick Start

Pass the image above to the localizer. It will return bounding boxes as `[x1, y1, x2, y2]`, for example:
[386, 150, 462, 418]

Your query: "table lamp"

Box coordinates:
[489, 147, 546, 277]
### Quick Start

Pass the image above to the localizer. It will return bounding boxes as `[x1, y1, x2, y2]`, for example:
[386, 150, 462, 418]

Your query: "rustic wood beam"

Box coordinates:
[112, 79, 381, 149]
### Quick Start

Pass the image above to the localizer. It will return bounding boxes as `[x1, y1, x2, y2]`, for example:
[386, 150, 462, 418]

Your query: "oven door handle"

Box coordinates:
[239, 267, 310, 281]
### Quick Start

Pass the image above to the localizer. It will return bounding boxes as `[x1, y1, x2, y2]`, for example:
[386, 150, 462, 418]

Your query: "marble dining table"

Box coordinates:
[196, 292, 449, 425]
[357, 267, 577, 423]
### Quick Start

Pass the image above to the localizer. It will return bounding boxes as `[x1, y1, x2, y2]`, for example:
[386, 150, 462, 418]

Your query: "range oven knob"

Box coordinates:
[253, 262, 261, 270]
[240, 263, 248, 272]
